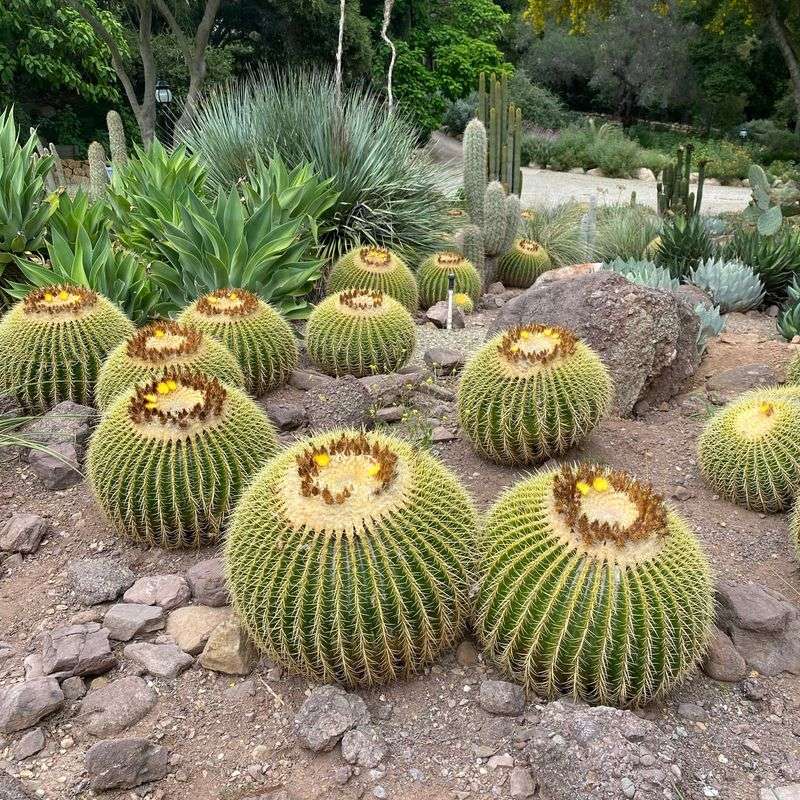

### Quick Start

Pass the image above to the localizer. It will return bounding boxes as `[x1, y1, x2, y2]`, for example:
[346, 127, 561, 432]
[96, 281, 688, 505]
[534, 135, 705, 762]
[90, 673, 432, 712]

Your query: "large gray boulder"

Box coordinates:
[488, 271, 701, 415]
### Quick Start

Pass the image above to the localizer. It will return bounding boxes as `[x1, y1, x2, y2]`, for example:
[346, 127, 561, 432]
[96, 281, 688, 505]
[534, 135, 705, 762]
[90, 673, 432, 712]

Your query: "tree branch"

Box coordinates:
[381, 0, 396, 111]
[152, 0, 192, 63]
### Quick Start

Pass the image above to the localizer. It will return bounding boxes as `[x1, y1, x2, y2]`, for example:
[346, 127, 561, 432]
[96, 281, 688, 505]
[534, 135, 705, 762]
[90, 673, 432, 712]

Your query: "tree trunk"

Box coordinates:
[766, 2, 800, 135]
[335, 0, 346, 104]
[381, 0, 397, 111]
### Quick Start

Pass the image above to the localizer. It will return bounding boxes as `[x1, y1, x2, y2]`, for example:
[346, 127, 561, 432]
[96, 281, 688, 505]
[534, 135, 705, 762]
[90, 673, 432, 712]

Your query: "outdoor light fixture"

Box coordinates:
[739, 128, 748, 140]
[155, 80, 173, 106]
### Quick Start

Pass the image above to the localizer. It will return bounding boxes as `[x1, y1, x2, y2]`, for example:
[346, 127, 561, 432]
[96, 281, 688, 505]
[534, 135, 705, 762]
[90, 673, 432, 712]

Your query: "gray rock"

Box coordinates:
[78, 676, 157, 737]
[61, 676, 86, 701]
[489, 271, 700, 415]
[124, 642, 194, 678]
[488, 282, 505, 294]
[103, 604, 165, 641]
[0, 641, 15, 662]
[123, 574, 191, 610]
[27, 443, 81, 490]
[166, 605, 232, 654]
[289, 368, 331, 391]
[264, 398, 307, 431]
[375, 406, 404, 423]
[423, 348, 466, 375]
[0, 678, 64, 733]
[526, 701, 681, 800]
[707, 364, 779, 405]
[12, 727, 45, 761]
[760, 787, 800, 800]
[41, 622, 116, 679]
[702, 625, 747, 682]
[304, 375, 372, 431]
[23, 655, 42, 680]
[510, 766, 537, 798]
[431, 426, 457, 442]
[85, 738, 168, 790]
[360, 372, 423, 406]
[186, 558, 229, 607]
[294, 685, 371, 753]
[0, 771, 37, 800]
[67, 557, 135, 605]
[426, 301, 465, 329]
[634, 167, 656, 182]
[0, 514, 49, 554]
[198, 619, 257, 675]
[677, 702, 708, 722]
[479, 679, 525, 716]
[341, 724, 386, 768]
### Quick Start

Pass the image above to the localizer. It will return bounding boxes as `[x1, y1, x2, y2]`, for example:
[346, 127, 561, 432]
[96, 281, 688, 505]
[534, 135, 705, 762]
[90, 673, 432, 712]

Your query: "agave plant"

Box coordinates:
[49, 188, 110, 246]
[150, 188, 323, 318]
[695, 303, 726, 353]
[689, 258, 764, 313]
[180, 67, 454, 259]
[654, 214, 713, 279]
[604, 257, 678, 291]
[520, 203, 588, 267]
[777, 300, 800, 340]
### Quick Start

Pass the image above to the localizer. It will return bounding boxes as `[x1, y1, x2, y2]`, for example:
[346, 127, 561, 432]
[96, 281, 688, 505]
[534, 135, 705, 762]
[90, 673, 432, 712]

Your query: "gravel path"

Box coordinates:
[429, 131, 752, 215]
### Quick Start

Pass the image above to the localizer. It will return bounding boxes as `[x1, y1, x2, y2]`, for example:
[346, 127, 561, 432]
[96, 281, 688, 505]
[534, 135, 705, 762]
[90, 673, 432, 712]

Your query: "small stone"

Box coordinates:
[479, 679, 525, 716]
[425, 302, 465, 329]
[85, 738, 168, 790]
[702, 625, 747, 682]
[760, 786, 800, 800]
[13, 727, 45, 761]
[166, 605, 232, 655]
[0, 678, 64, 733]
[124, 642, 194, 678]
[103, 603, 165, 641]
[123, 575, 191, 610]
[677, 702, 708, 722]
[430, 426, 457, 442]
[294, 685, 370, 752]
[510, 766, 536, 798]
[78, 676, 157, 737]
[0, 514, 49, 554]
[742, 677, 766, 701]
[487, 753, 514, 769]
[185, 558, 230, 607]
[423, 348, 465, 375]
[455, 640, 478, 667]
[341, 724, 386, 768]
[621, 776, 636, 798]
[41, 622, 116, 679]
[488, 282, 505, 295]
[334, 765, 353, 785]
[264, 399, 307, 431]
[61, 676, 86, 701]
[743, 739, 762, 754]
[375, 406, 404, 423]
[198, 619, 257, 675]
[67, 558, 134, 605]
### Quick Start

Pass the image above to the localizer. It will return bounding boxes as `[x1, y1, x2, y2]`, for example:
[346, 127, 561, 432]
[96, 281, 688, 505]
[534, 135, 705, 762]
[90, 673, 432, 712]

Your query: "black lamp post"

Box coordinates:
[154, 79, 173, 146]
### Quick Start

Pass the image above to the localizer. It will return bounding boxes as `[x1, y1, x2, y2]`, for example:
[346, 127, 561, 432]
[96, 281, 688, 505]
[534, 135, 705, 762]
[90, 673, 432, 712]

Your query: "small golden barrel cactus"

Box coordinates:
[305, 289, 416, 377]
[787, 352, 800, 384]
[327, 245, 419, 311]
[458, 325, 612, 465]
[225, 429, 477, 685]
[477, 464, 713, 707]
[96, 320, 245, 411]
[178, 289, 298, 396]
[88, 370, 277, 548]
[698, 387, 800, 512]
[0, 285, 134, 412]
[454, 292, 474, 314]
[495, 239, 552, 288]
[417, 251, 482, 308]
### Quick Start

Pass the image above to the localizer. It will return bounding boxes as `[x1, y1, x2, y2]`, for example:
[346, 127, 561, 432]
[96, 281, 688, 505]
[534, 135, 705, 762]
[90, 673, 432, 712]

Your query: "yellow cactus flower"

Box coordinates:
[592, 476, 610, 492]
[156, 381, 170, 395]
[153, 328, 165, 338]
[313, 452, 330, 468]
[43, 292, 53, 302]
[576, 480, 591, 495]
[759, 401, 774, 416]
[143, 393, 157, 403]
[166, 379, 178, 392]
[58, 290, 69, 301]
[367, 462, 381, 477]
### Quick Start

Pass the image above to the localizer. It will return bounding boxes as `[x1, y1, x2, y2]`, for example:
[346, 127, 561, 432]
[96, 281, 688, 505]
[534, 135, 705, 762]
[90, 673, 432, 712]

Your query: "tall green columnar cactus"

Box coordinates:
[477, 72, 523, 196]
[657, 144, 706, 217]
[463, 119, 487, 226]
[88, 141, 108, 201]
[461, 225, 485, 276]
[106, 110, 129, 171]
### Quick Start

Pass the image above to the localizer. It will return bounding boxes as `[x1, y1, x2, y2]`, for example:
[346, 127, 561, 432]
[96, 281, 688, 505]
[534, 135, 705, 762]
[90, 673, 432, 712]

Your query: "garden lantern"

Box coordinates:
[155, 80, 173, 106]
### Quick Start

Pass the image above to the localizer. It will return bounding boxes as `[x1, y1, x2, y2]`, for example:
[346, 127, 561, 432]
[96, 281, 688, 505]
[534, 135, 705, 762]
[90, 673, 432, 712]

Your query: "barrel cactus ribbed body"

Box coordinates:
[458, 325, 612, 465]
[305, 289, 416, 377]
[790, 501, 800, 562]
[417, 251, 481, 308]
[787, 352, 800, 385]
[88, 370, 277, 548]
[327, 245, 419, 311]
[477, 464, 713, 706]
[225, 429, 476, 685]
[495, 239, 551, 288]
[689, 258, 765, 313]
[96, 320, 245, 410]
[698, 386, 800, 512]
[178, 289, 298, 396]
[0, 285, 134, 412]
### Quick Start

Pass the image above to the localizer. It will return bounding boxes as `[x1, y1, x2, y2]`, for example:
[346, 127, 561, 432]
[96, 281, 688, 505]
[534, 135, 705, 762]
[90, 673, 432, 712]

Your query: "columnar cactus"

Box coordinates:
[87, 141, 108, 201]
[458, 325, 613, 465]
[0, 285, 134, 412]
[106, 110, 128, 171]
[464, 119, 488, 227]
[698, 386, 800, 512]
[477, 71, 523, 196]
[495, 239, 552, 288]
[225, 428, 477, 685]
[327, 245, 419, 311]
[417, 251, 482, 308]
[96, 319, 245, 410]
[88, 370, 277, 548]
[179, 289, 298, 396]
[305, 289, 415, 377]
[477, 464, 713, 707]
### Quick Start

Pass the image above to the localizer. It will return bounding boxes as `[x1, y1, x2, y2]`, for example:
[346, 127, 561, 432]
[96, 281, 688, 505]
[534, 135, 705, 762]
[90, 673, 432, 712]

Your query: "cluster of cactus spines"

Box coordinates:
[790, 502, 800, 562]
[178, 289, 298, 396]
[698, 386, 800, 512]
[787, 352, 800, 384]
[657, 143, 706, 217]
[477, 464, 713, 707]
[461, 224, 486, 277]
[0, 285, 134, 412]
[305, 289, 416, 377]
[225, 428, 476, 685]
[88, 369, 277, 548]
[417, 251, 482, 308]
[477, 72, 523, 196]
[457, 325, 613, 465]
[495, 239, 552, 288]
[454, 292, 474, 314]
[96, 319, 245, 411]
[689, 258, 765, 313]
[106, 110, 129, 171]
[327, 245, 419, 311]
[87, 141, 108, 201]
[605, 258, 679, 292]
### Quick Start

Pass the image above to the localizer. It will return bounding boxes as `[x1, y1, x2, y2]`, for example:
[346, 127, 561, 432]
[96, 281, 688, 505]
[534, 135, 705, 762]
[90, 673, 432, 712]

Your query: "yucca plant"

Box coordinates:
[181, 67, 455, 259]
[150, 188, 323, 319]
[654, 214, 713, 279]
[519, 203, 587, 267]
[593, 205, 661, 262]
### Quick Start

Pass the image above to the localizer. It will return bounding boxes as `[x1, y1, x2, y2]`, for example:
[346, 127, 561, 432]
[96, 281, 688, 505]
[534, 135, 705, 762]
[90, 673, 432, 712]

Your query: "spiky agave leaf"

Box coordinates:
[225, 428, 476, 685]
[495, 239, 552, 288]
[458, 325, 612, 465]
[689, 258, 764, 313]
[327, 245, 419, 311]
[477, 464, 713, 707]
[0, 285, 134, 412]
[417, 251, 482, 308]
[179, 289, 298, 397]
[96, 319, 245, 411]
[88, 369, 277, 548]
[604, 258, 678, 292]
[305, 289, 415, 377]
[697, 386, 800, 512]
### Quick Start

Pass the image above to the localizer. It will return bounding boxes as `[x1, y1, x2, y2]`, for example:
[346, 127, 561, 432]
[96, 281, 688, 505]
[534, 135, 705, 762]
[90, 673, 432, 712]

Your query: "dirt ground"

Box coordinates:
[0, 306, 798, 800]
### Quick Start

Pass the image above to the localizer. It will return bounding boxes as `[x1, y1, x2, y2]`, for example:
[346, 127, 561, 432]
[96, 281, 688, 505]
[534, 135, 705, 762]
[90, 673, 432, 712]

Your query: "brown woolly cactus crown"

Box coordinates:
[497, 324, 578, 369]
[126, 320, 202, 362]
[24, 284, 98, 316]
[355, 246, 393, 270]
[195, 288, 260, 317]
[338, 287, 386, 313]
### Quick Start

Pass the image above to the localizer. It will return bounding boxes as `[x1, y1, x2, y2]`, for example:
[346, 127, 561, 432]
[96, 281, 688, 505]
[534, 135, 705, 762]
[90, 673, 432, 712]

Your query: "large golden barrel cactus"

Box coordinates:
[178, 289, 298, 396]
[495, 239, 551, 288]
[417, 251, 481, 308]
[458, 325, 612, 465]
[0, 285, 134, 412]
[305, 289, 416, 377]
[477, 464, 713, 707]
[327, 245, 419, 311]
[698, 386, 800, 512]
[96, 320, 245, 411]
[88, 370, 277, 548]
[225, 429, 477, 686]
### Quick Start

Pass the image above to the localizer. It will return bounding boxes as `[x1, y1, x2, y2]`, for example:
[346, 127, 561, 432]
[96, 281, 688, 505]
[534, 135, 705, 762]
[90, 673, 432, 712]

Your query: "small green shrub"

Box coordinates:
[508, 71, 568, 130]
[442, 95, 477, 136]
